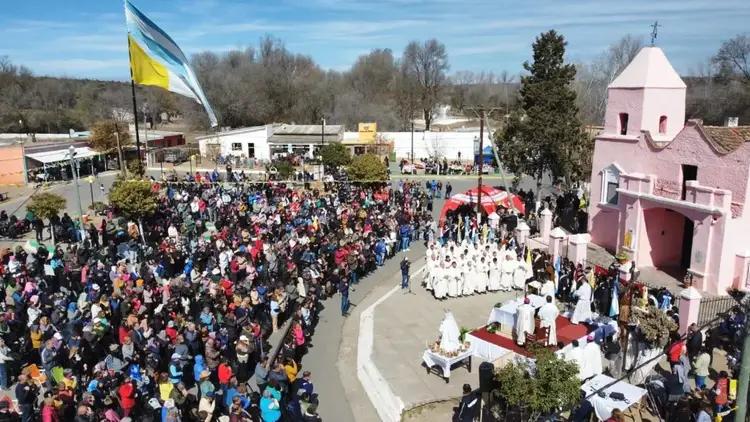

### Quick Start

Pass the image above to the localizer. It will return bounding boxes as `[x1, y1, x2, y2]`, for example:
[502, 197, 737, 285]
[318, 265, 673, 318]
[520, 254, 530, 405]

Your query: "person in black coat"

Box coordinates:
[456, 384, 479, 422]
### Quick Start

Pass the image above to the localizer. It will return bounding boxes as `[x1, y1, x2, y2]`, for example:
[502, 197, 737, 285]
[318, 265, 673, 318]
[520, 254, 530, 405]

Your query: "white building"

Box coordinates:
[198, 124, 492, 162]
[196, 125, 274, 161]
[344, 130, 487, 161]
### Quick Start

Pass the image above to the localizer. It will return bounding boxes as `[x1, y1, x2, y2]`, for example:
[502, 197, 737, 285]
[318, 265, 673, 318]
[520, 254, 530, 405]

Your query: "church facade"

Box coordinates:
[587, 47, 750, 295]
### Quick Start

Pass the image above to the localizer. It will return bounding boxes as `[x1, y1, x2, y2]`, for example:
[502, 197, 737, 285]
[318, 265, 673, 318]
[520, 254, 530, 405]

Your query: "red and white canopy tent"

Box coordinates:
[439, 185, 525, 225]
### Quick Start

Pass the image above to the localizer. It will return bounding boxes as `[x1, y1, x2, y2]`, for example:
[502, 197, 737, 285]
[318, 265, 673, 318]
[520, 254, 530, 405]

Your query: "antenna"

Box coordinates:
[650, 20, 661, 46]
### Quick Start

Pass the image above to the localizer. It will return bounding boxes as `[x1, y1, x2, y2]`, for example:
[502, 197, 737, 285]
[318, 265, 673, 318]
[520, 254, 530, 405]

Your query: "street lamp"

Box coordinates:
[68, 145, 85, 241]
[87, 175, 95, 207]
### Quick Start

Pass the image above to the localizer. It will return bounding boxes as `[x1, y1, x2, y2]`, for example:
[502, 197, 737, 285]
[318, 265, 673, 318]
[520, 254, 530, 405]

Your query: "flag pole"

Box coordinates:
[126, 35, 143, 167]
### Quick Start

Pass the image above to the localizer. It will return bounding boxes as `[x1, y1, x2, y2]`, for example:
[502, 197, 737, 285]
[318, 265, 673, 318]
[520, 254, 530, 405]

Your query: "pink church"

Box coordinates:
[588, 47, 750, 295]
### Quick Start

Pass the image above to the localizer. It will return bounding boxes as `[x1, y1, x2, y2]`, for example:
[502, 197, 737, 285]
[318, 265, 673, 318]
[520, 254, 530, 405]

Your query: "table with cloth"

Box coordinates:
[465, 332, 513, 362]
[487, 294, 545, 327]
[581, 374, 647, 420]
[422, 349, 473, 383]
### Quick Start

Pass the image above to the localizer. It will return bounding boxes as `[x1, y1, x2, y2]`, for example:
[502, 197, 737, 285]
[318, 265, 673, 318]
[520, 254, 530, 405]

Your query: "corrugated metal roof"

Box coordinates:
[272, 124, 343, 136]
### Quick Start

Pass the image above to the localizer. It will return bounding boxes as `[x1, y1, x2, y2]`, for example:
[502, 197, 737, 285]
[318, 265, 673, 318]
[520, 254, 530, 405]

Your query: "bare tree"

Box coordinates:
[401, 39, 449, 130]
[713, 33, 750, 82]
[575, 35, 644, 125]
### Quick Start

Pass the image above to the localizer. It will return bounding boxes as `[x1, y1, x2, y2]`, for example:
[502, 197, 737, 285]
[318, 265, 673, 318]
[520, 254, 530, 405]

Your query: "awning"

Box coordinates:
[26, 147, 101, 164]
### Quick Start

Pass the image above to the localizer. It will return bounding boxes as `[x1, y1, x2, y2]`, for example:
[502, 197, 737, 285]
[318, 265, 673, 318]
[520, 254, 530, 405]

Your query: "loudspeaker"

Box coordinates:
[479, 361, 495, 393]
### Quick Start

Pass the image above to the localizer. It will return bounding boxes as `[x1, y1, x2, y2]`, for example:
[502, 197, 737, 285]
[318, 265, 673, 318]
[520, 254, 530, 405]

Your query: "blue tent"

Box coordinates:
[475, 146, 494, 165]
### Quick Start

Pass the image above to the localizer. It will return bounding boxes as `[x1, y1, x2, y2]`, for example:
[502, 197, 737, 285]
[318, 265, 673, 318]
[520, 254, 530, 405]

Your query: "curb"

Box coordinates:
[356, 266, 425, 422]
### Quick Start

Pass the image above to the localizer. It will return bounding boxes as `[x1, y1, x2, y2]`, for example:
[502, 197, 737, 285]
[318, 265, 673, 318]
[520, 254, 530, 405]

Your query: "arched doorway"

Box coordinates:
[638, 207, 693, 271]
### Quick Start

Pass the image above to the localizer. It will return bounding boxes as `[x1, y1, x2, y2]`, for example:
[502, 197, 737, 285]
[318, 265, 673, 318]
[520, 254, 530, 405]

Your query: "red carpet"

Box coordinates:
[469, 316, 592, 358]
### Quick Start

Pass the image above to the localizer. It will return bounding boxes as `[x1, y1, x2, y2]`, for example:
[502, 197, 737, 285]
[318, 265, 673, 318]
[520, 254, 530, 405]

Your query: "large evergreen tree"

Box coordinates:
[498, 30, 590, 186]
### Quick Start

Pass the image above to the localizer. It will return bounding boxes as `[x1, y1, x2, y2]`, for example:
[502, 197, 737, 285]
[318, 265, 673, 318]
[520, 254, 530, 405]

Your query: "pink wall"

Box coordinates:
[0, 145, 25, 186]
[638, 208, 685, 267]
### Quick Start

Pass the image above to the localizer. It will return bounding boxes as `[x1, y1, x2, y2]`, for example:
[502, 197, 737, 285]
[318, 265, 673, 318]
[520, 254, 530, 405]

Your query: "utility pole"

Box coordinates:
[320, 117, 325, 181]
[410, 121, 414, 166]
[477, 110, 485, 219]
[114, 128, 126, 177]
[68, 145, 85, 242]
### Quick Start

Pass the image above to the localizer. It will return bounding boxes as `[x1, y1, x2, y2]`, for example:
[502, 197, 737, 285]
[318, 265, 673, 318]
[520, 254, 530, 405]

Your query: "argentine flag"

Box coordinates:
[125, 0, 218, 127]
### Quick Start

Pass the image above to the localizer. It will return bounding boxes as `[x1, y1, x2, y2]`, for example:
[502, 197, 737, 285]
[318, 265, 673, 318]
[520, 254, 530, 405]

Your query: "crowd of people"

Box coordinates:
[0, 173, 435, 422]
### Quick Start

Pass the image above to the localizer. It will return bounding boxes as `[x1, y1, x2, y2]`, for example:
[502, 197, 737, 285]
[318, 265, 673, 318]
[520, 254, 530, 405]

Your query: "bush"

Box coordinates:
[127, 160, 146, 178]
[493, 347, 580, 421]
[347, 153, 388, 183]
[320, 142, 352, 168]
[88, 201, 108, 215]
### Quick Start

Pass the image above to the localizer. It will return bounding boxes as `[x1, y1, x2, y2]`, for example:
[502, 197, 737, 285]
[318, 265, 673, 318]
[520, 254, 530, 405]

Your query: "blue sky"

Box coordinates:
[1, 0, 747, 81]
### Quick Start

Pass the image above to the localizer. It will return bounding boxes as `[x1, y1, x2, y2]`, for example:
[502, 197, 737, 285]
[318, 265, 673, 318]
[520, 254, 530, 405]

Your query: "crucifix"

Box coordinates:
[650, 20, 661, 46]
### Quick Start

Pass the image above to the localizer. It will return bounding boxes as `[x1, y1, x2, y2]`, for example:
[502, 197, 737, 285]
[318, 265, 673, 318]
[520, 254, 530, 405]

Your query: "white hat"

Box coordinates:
[239, 335, 249, 342]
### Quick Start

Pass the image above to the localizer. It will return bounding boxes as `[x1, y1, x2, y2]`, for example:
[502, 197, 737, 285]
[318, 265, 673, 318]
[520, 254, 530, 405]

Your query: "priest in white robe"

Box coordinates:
[475, 258, 489, 293]
[447, 261, 460, 297]
[581, 335, 604, 380]
[500, 254, 516, 291]
[540, 278, 556, 300]
[512, 257, 529, 290]
[488, 257, 502, 291]
[433, 263, 448, 299]
[565, 340, 586, 379]
[538, 296, 559, 346]
[462, 260, 476, 296]
[514, 297, 535, 346]
[571, 280, 593, 324]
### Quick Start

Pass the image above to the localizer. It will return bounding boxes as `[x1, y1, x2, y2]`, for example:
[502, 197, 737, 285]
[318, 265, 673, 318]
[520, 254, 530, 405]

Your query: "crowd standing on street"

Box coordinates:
[0, 170, 435, 422]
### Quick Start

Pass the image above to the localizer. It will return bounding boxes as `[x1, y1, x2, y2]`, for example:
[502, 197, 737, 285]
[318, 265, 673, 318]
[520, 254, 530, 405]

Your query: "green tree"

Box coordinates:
[497, 30, 589, 187]
[494, 347, 581, 421]
[127, 159, 146, 178]
[320, 142, 351, 169]
[89, 120, 131, 176]
[108, 179, 157, 242]
[347, 153, 388, 183]
[27, 192, 66, 244]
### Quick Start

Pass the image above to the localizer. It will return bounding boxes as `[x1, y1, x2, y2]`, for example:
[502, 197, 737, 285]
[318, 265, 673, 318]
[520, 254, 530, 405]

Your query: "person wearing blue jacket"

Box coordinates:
[193, 355, 205, 383]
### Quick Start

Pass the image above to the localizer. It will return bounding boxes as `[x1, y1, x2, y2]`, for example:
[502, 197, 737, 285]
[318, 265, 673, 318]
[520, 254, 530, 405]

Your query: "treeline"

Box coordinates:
[1, 33, 748, 135]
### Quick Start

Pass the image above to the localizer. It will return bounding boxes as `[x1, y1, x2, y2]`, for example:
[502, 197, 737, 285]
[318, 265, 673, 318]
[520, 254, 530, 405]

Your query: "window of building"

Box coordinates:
[659, 115, 668, 134]
[601, 164, 621, 205]
[231, 142, 243, 152]
[619, 113, 629, 135]
[247, 143, 255, 157]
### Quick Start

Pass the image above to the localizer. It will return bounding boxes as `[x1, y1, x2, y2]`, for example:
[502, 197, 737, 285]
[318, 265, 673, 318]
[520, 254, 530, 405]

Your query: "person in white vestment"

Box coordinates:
[571, 280, 593, 324]
[462, 260, 476, 296]
[475, 257, 489, 293]
[447, 261, 460, 297]
[515, 297, 535, 346]
[500, 254, 516, 291]
[565, 340, 586, 379]
[538, 296, 559, 346]
[540, 278, 556, 300]
[425, 255, 438, 290]
[433, 263, 448, 299]
[488, 257, 502, 291]
[581, 335, 603, 380]
[513, 255, 529, 290]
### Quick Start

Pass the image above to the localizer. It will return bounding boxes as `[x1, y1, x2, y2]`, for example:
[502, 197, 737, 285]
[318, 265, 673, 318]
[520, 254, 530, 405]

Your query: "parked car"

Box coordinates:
[164, 150, 187, 164]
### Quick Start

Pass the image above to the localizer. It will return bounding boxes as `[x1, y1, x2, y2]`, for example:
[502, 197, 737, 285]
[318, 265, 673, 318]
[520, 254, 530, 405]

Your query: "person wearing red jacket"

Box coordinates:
[218, 358, 233, 388]
[118, 376, 137, 417]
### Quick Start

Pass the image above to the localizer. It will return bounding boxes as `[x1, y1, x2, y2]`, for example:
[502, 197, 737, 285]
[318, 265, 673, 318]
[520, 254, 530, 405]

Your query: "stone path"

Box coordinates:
[370, 269, 518, 410]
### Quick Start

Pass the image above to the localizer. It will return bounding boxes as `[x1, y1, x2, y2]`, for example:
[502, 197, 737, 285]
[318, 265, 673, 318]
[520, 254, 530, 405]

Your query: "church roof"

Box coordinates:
[608, 47, 686, 89]
[700, 125, 750, 154]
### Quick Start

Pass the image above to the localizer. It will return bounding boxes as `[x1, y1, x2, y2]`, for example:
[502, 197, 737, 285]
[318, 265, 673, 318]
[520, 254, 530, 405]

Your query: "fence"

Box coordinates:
[697, 294, 741, 327]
